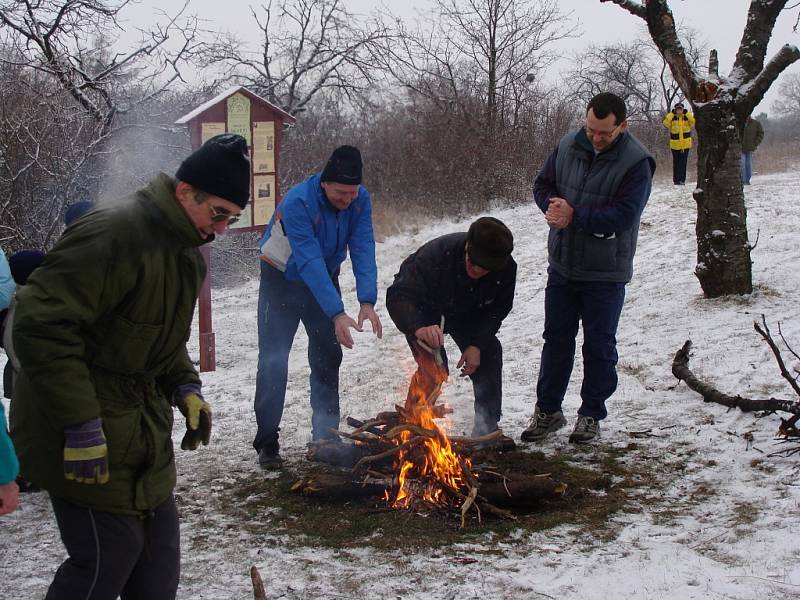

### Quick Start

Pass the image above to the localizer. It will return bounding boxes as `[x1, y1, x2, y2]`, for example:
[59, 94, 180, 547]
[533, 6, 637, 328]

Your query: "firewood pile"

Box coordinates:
[292, 403, 567, 527]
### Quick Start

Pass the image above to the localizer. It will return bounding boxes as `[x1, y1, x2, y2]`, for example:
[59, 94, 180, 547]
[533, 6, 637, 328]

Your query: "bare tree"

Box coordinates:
[0, 0, 200, 134]
[772, 71, 800, 116]
[198, 0, 392, 116]
[0, 1, 203, 249]
[378, 0, 574, 202]
[569, 41, 662, 122]
[602, 0, 800, 298]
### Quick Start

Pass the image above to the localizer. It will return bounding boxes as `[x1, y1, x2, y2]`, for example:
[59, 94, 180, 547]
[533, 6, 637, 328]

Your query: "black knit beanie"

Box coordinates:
[9, 250, 45, 285]
[466, 217, 514, 271]
[320, 145, 363, 185]
[176, 134, 251, 208]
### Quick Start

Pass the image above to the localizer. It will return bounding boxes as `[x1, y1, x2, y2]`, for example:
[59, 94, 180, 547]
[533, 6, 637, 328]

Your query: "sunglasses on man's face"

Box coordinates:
[208, 204, 240, 226]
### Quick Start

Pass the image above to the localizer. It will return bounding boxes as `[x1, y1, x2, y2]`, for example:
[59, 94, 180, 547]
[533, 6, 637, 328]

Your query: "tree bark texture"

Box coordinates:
[692, 102, 752, 296]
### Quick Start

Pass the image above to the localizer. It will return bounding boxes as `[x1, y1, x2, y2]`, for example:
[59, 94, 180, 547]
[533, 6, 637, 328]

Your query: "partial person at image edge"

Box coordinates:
[9, 133, 249, 599]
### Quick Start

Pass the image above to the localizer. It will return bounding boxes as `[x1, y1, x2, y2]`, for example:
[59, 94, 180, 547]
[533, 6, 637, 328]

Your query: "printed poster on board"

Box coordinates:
[226, 93, 251, 145]
[253, 121, 275, 173]
[201, 122, 226, 144]
[253, 174, 276, 226]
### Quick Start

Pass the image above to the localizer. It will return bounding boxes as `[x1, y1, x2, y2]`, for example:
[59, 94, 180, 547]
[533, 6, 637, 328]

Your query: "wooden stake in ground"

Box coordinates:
[251, 565, 267, 600]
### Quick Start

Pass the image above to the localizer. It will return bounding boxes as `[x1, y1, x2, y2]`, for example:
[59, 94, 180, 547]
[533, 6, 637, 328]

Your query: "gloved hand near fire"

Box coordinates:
[175, 384, 212, 450]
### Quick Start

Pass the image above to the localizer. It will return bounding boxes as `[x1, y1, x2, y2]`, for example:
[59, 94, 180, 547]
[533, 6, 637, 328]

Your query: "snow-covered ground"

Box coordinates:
[2, 169, 800, 599]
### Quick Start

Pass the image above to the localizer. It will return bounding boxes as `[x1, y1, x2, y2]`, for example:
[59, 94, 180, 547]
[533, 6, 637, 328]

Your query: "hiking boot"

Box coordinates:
[520, 407, 567, 442]
[569, 415, 600, 444]
[257, 444, 283, 470]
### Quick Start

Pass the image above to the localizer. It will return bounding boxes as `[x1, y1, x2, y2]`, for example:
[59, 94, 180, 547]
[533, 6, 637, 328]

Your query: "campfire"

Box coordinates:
[295, 368, 567, 527]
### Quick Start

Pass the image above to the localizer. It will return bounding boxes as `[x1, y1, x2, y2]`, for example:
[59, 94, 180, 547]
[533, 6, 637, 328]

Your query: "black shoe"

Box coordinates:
[257, 444, 283, 470]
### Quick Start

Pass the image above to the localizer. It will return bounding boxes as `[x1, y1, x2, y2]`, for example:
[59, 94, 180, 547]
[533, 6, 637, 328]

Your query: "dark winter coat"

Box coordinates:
[385, 232, 516, 348]
[741, 118, 764, 152]
[10, 173, 205, 515]
[534, 129, 655, 283]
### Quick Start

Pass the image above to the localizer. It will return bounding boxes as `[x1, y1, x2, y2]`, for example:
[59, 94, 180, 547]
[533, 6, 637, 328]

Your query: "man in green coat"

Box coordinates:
[9, 134, 250, 599]
[741, 115, 764, 185]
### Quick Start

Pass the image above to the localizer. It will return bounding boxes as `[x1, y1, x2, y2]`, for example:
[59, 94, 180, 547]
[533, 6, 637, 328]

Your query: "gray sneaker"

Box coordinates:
[520, 407, 567, 442]
[569, 415, 600, 444]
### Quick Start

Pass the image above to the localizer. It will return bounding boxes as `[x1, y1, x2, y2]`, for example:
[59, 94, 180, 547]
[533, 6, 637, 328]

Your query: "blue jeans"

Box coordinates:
[741, 152, 753, 184]
[253, 262, 342, 450]
[536, 269, 626, 420]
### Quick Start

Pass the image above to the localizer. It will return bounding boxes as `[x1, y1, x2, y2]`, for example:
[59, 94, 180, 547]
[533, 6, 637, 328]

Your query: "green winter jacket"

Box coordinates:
[10, 174, 205, 515]
[741, 118, 764, 152]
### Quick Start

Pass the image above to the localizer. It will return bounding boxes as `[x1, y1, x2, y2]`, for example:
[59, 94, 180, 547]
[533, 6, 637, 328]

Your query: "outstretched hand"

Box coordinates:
[357, 303, 383, 340]
[334, 313, 362, 349]
[456, 345, 481, 377]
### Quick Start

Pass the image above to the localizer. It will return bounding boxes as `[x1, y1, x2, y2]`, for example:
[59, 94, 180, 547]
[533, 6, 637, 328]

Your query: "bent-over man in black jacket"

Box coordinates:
[386, 217, 516, 436]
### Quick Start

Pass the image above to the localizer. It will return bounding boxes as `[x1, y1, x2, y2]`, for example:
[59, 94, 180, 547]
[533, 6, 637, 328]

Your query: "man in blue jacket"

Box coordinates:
[522, 92, 655, 444]
[254, 145, 382, 468]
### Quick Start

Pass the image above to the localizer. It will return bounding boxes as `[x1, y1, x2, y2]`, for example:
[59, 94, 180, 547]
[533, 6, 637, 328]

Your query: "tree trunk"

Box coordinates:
[692, 102, 753, 296]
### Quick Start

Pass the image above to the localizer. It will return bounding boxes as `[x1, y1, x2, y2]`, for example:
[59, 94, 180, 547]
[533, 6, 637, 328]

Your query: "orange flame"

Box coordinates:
[388, 366, 473, 509]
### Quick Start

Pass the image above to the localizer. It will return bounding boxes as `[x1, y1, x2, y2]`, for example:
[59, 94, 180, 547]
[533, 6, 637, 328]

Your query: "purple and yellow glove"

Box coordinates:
[63, 417, 109, 485]
[176, 385, 212, 451]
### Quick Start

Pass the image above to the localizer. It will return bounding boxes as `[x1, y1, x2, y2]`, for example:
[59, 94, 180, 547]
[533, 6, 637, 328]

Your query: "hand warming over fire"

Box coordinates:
[333, 313, 362, 349]
[415, 324, 444, 350]
[457, 345, 481, 377]
[357, 303, 383, 339]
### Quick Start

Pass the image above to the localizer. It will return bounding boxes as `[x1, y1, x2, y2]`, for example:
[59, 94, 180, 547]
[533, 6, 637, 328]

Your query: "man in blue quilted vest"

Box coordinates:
[522, 92, 656, 444]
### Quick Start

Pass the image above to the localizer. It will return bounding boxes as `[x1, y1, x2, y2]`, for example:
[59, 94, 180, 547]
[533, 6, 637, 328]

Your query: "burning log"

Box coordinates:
[291, 473, 390, 499]
[296, 358, 563, 525]
[478, 473, 567, 508]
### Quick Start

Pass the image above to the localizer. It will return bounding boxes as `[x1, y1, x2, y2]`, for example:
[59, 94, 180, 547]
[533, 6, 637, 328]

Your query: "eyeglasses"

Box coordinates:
[585, 123, 621, 141]
[208, 204, 240, 226]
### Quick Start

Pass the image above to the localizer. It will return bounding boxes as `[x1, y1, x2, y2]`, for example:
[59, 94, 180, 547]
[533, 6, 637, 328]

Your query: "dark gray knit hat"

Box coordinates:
[466, 217, 514, 271]
[176, 134, 251, 208]
[320, 145, 362, 185]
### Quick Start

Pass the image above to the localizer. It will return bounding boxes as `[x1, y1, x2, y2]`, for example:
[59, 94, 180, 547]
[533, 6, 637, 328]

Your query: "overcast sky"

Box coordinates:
[124, 0, 799, 115]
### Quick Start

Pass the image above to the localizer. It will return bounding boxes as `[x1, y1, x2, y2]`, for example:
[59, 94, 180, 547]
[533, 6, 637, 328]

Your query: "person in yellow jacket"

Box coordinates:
[662, 102, 695, 185]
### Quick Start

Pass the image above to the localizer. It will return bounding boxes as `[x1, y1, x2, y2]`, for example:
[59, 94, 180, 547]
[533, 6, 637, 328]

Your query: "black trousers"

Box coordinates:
[671, 149, 689, 184]
[405, 331, 503, 433]
[46, 494, 180, 600]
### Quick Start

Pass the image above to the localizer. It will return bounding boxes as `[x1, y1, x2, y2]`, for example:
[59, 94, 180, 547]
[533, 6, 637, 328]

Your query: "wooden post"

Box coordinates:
[175, 86, 296, 373]
[198, 244, 215, 372]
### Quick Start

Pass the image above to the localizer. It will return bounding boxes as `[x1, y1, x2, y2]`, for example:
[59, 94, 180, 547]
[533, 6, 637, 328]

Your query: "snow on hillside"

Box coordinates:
[2, 170, 800, 599]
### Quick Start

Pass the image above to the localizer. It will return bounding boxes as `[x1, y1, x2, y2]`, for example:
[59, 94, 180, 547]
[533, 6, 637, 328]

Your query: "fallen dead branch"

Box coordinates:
[672, 315, 800, 457]
[671, 340, 800, 415]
